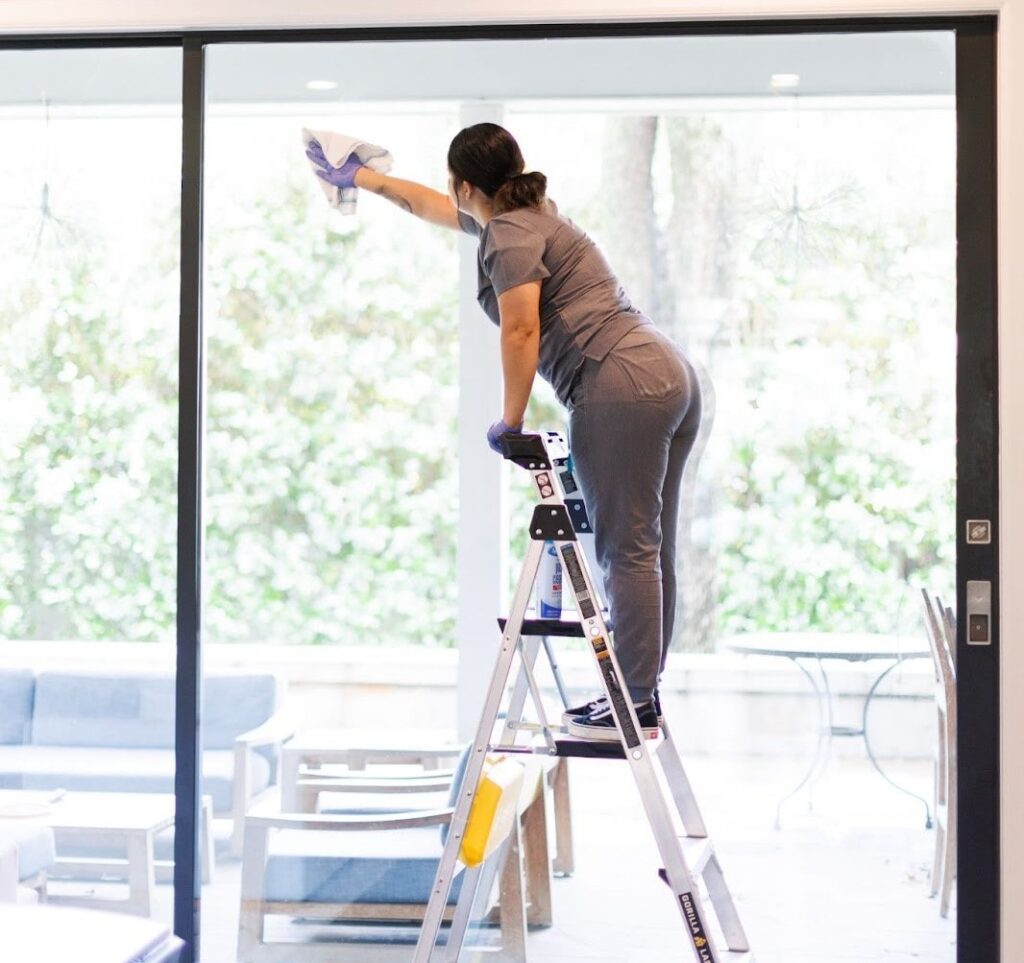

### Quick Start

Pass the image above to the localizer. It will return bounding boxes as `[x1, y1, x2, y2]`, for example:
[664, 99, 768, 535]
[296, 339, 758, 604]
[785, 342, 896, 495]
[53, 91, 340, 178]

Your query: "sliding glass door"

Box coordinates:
[0, 18, 998, 963]
[199, 42, 464, 962]
[193, 30, 962, 963]
[0, 44, 182, 927]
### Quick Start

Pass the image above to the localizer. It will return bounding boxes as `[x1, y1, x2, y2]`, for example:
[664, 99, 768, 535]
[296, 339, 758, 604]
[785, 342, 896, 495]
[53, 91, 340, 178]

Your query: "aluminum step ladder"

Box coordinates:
[414, 430, 752, 963]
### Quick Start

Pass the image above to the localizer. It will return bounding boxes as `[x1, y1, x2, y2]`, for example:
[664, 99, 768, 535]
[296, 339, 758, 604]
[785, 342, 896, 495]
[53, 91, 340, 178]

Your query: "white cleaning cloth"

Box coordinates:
[302, 127, 394, 215]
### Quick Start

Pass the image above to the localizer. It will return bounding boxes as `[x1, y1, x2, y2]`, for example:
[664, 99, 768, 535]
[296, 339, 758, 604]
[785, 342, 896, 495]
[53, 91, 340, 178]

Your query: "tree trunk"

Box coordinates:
[664, 116, 739, 315]
[597, 116, 672, 326]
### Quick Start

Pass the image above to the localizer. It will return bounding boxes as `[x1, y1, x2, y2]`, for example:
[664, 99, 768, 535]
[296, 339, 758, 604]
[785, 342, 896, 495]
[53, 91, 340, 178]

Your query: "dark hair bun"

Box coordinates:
[493, 171, 548, 215]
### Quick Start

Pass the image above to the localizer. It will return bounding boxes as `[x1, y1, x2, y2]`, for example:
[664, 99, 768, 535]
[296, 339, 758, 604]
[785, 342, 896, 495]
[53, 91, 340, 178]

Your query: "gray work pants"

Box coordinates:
[568, 326, 702, 703]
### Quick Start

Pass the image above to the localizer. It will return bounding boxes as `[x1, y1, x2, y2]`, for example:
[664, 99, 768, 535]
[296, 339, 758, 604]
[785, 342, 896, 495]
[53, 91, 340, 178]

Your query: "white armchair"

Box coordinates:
[237, 801, 531, 962]
[231, 709, 296, 859]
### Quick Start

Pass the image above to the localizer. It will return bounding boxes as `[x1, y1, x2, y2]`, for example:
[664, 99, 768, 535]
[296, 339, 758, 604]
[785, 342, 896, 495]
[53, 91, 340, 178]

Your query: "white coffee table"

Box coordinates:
[0, 790, 213, 917]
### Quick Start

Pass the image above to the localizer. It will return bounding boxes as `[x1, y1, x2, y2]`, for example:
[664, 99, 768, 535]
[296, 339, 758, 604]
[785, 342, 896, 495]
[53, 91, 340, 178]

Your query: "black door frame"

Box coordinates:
[0, 15, 998, 962]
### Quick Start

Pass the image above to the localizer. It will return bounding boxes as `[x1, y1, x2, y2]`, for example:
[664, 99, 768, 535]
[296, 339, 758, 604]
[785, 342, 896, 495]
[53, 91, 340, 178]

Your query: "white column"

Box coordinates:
[455, 101, 508, 740]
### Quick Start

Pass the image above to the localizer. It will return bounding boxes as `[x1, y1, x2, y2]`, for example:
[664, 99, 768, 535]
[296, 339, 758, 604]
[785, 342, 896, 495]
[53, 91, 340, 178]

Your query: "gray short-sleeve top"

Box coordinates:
[459, 200, 652, 405]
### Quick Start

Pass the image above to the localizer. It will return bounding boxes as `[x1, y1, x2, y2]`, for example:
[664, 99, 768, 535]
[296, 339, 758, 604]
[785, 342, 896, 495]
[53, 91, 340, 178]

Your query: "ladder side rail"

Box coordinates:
[631, 757, 726, 962]
[500, 635, 544, 745]
[558, 533, 725, 963]
[540, 633, 571, 709]
[413, 538, 546, 963]
[442, 842, 509, 963]
[514, 638, 558, 752]
[545, 431, 729, 963]
[555, 449, 604, 620]
[442, 862, 483, 963]
[537, 435, 642, 750]
[556, 539, 648, 755]
[443, 445, 566, 957]
[702, 854, 751, 953]
[657, 722, 709, 838]
[501, 442, 586, 740]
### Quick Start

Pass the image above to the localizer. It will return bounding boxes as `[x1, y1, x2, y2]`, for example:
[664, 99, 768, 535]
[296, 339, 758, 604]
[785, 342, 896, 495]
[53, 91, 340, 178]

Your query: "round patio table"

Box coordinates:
[726, 632, 932, 828]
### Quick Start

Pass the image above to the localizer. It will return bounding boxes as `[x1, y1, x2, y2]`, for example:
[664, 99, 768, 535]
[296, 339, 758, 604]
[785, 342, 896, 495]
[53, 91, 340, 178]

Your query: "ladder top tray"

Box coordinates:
[553, 738, 628, 760]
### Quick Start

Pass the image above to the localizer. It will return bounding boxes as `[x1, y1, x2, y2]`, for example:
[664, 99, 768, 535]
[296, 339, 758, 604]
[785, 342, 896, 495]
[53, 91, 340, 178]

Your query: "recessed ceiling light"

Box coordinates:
[770, 73, 801, 90]
[306, 80, 338, 92]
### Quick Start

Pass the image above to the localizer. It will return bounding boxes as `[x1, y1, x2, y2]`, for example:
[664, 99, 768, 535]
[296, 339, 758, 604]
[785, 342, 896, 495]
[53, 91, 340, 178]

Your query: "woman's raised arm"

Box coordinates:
[354, 169, 462, 231]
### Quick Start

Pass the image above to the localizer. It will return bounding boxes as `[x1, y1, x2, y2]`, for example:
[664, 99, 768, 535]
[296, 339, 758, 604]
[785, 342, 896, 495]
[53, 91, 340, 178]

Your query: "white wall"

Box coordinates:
[996, 5, 1024, 960]
[2, 0, 1021, 958]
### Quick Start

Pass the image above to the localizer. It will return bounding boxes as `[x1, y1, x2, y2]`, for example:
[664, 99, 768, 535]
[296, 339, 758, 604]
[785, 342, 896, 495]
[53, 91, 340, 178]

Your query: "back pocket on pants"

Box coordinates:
[609, 337, 684, 403]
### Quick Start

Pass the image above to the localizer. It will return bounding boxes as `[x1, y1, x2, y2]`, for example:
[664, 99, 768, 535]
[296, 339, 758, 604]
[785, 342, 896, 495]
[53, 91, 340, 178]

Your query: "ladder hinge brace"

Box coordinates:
[529, 504, 578, 541]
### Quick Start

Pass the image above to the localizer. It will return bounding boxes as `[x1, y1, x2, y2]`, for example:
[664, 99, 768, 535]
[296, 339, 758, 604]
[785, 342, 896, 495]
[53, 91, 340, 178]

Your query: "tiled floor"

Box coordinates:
[54, 751, 955, 962]
[524, 753, 953, 963]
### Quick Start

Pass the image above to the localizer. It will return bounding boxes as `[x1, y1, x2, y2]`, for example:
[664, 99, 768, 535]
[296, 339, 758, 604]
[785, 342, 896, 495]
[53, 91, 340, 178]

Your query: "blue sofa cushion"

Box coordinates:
[30, 671, 280, 753]
[31, 673, 175, 749]
[263, 826, 462, 905]
[202, 675, 279, 750]
[0, 824, 56, 880]
[0, 746, 269, 814]
[0, 670, 36, 745]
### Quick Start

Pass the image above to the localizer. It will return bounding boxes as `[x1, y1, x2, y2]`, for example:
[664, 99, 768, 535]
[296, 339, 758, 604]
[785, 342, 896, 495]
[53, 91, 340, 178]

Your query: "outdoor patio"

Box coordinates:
[106, 747, 954, 962]
[2, 636, 954, 961]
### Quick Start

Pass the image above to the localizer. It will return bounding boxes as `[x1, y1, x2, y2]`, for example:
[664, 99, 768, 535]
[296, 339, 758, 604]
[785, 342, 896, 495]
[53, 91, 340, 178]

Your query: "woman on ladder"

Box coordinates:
[308, 123, 702, 741]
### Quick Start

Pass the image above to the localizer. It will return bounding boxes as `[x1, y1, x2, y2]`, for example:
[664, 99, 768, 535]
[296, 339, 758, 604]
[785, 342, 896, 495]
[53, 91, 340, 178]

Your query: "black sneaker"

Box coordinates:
[566, 700, 660, 742]
[563, 692, 665, 726]
[561, 695, 607, 727]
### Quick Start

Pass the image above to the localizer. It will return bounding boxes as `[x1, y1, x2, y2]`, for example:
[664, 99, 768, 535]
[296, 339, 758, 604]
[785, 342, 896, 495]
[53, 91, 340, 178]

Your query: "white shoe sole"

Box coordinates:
[565, 718, 660, 742]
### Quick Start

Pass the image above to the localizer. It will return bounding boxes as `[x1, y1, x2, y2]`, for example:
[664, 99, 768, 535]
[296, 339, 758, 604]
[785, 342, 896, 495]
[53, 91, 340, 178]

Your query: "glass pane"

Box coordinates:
[202, 91, 459, 650]
[0, 46, 182, 941]
[198, 32, 956, 963]
[505, 36, 956, 963]
[508, 102, 956, 645]
[202, 42, 461, 962]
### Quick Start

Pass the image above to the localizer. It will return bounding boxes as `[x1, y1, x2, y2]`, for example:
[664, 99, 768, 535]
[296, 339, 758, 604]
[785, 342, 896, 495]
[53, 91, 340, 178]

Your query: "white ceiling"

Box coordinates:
[0, 31, 955, 107]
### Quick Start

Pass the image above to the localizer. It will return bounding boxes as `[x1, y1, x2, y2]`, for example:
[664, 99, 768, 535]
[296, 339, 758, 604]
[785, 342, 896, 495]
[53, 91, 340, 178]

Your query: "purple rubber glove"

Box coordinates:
[306, 140, 364, 190]
[486, 419, 523, 454]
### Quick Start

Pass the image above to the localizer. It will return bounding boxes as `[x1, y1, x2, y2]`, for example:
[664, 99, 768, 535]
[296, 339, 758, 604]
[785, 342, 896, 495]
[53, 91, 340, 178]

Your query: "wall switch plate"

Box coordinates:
[966, 520, 992, 544]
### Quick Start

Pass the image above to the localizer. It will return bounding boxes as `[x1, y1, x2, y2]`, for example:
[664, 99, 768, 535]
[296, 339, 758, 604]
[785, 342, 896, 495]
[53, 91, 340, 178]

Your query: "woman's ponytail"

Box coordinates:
[492, 171, 548, 215]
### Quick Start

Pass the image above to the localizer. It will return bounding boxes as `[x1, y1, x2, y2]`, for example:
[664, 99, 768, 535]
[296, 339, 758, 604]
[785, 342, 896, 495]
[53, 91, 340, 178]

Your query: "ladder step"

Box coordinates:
[553, 738, 627, 759]
[497, 617, 585, 637]
[680, 837, 714, 876]
[657, 838, 713, 883]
